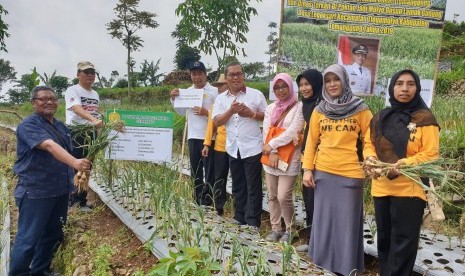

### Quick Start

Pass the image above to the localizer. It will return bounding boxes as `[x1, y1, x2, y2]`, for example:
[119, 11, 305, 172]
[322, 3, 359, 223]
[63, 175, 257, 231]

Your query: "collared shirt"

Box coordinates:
[171, 83, 218, 140]
[13, 113, 75, 199]
[344, 63, 372, 94]
[212, 86, 268, 159]
[65, 84, 100, 125]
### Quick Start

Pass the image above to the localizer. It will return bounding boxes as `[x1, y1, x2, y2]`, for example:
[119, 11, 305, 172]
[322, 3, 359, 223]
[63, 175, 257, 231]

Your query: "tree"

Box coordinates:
[0, 58, 16, 87]
[37, 70, 69, 97]
[106, 0, 159, 96]
[38, 70, 56, 85]
[49, 75, 69, 98]
[172, 24, 201, 70]
[96, 75, 111, 88]
[138, 59, 163, 86]
[114, 78, 129, 88]
[174, 44, 201, 70]
[265, 22, 279, 76]
[242, 62, 266, 80]
[110, 71, 120, 87]
[175, 0, 261, 72]
[7, 68, 40, 104]
[0, 5, 9, 52]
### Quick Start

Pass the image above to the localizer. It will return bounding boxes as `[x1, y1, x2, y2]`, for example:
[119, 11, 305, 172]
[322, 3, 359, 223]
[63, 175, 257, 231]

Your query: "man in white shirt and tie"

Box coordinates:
[344, 44, 372, 94]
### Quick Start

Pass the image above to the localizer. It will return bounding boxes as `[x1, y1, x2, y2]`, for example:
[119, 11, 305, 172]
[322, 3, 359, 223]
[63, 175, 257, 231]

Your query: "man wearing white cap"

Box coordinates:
[344, 44, 372, 94]
[65, 61, 101, 211]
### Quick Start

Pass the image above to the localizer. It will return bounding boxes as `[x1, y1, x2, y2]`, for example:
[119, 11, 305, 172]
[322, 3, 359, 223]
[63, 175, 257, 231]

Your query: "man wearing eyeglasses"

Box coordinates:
[64, 61, 101, 211]
[212, 62, 267, 230]
[10, 86, 91, 276]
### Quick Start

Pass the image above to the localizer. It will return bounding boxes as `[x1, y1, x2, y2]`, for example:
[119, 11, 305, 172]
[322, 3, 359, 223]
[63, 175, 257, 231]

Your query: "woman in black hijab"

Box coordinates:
[364, 69, 440, 276]
[294, 69, 322, 252]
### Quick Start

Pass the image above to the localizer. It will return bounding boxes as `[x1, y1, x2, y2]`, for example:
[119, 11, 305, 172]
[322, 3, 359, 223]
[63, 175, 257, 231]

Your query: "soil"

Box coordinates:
[63, 192, 159, 275]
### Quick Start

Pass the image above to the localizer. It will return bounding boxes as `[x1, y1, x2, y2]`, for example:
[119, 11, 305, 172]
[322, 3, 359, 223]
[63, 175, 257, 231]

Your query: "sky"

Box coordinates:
[0, 0, 280, 80]
[1, 0, 464, 82]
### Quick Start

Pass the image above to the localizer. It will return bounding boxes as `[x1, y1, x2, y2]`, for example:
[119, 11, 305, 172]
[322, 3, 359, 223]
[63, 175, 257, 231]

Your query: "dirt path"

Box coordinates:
[56, 192, 158, 275]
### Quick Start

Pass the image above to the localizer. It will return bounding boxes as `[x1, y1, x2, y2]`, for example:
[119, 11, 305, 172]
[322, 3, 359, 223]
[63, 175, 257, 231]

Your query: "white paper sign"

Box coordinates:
[385, 79, 434, 108]
[106, 126, 172, 163]
[173, 88, 204, 108]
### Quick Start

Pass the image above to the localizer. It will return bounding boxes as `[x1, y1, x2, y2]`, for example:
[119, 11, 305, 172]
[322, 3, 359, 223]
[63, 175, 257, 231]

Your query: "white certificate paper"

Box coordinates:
[173, 88, 203, 108]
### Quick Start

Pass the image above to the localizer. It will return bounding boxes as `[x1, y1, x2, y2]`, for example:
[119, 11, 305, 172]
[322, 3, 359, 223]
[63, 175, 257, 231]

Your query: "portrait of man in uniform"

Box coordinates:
[345, 44, 371, 94]
[337, 36, 381, 95]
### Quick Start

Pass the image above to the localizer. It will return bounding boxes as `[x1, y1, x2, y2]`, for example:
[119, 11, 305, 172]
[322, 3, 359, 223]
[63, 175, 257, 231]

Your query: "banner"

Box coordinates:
[105, 110, 173, 163]
[279, 0, 447, 98]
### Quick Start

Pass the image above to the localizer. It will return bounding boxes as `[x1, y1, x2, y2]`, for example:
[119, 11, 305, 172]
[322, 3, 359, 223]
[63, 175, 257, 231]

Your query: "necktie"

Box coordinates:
[359, 67, 362, 74]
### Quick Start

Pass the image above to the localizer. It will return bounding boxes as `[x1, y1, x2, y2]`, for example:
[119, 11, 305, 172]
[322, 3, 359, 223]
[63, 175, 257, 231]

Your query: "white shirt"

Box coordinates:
[212, 87, 268, 159]
[345, 63, 372, 94]
[170, 83, 218, 140]
[65, 84, 100, 125]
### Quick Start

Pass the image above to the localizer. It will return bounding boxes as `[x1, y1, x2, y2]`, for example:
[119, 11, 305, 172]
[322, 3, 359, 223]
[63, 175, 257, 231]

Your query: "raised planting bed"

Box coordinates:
[170, 155, 465, 275]
[89, 172, 333, 275]
[0, 178, 10, 276]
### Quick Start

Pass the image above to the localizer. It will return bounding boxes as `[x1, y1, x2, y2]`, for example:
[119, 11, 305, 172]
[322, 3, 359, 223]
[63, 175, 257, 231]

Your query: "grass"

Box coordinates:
[93, 244, 114, 276]
[51, 223, 80, 275]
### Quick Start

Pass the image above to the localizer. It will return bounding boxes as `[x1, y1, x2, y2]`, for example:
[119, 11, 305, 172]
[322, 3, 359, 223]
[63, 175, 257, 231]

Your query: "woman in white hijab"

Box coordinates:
[302, 64, 372, 276]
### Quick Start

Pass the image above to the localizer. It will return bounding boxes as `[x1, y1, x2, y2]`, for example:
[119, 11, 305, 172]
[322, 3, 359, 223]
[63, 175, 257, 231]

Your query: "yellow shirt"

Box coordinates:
[204, 105, 226, 152]
[363, 125, 440, 201]
[302, 109, 373, 178]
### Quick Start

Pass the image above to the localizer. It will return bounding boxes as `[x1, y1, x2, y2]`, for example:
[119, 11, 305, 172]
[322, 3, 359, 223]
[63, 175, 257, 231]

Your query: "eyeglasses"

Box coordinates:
[33, 97, 59, 103]
[80, 69, 96, 75]
[273, 85, 289, 91]
[227, 72, 243, 78]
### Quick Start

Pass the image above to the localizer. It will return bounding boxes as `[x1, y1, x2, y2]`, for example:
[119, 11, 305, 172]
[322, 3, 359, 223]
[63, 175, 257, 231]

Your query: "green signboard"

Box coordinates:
[106, 110, 173, 128]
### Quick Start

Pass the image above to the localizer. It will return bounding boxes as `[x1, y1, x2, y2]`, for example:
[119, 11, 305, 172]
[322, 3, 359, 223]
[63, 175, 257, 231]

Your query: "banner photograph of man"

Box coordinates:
[338, 36, 381, 95]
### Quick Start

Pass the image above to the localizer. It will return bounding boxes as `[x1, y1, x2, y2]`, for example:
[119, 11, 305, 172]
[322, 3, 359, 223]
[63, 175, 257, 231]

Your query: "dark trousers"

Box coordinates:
[229, 151, 263, 227]
[213, 150, 229, 214]
[188, 139, 215, 205]
[9, 194, 69, 276]
[69, 129, 96, 206]
[373, 196, 425, 276]
[302, 183, 315, 237]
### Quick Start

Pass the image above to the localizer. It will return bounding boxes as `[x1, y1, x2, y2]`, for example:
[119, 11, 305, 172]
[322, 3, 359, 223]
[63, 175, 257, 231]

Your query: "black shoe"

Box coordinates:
[79, 203, 93, 212]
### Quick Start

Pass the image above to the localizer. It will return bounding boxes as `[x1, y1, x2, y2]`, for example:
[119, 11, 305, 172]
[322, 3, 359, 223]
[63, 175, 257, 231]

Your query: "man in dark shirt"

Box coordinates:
[9, 86, 91, 276]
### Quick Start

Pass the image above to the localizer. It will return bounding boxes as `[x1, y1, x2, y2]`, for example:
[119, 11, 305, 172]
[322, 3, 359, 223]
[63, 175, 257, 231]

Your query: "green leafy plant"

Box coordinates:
[93, 244, 114, 276]
[148, 247, 221, 276]
[69, 119, 125, 192]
